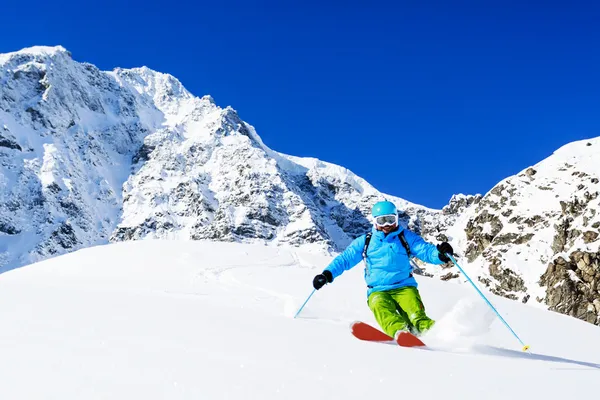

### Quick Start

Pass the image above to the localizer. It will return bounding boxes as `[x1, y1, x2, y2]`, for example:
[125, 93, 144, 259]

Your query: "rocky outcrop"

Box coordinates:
[540, 252, 600, 324]
[538, 189, 600, 324]
[444, 137, 600, 321]
[464, 210, 504, 262]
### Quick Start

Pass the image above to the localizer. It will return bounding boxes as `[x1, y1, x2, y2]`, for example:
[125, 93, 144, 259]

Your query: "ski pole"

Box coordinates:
[408, 258, 425, 275]
[447, 254, 530, 352]
[294, 288, 316, 318]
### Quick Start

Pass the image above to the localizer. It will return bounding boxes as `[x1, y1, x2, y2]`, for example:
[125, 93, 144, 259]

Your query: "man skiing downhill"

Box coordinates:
[312, 200, 454, 340]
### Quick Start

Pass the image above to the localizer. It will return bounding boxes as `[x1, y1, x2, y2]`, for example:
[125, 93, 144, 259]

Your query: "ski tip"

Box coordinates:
[350, 321, 394, 342]
[395, 331, 426, 348]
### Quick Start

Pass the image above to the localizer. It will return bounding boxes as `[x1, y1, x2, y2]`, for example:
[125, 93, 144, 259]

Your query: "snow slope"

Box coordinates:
[0, 241, 598, 399]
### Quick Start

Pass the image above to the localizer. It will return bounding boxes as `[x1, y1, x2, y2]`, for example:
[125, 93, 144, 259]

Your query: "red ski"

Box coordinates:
[350, 321, 426, 348]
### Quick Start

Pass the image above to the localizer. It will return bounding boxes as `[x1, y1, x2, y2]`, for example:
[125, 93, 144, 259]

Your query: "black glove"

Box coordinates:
[437, 242, 454, 263]
[313, 270, 333, 290]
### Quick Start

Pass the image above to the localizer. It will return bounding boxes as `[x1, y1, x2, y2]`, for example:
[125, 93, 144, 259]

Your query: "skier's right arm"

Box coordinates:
[313, 235, 366, 290]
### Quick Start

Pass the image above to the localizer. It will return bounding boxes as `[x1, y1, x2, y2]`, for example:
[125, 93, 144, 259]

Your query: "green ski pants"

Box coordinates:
[367, 286, 435, 338]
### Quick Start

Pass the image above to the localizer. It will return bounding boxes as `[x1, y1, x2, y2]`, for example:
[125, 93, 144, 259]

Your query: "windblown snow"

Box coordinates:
[0, 241, 598, 399]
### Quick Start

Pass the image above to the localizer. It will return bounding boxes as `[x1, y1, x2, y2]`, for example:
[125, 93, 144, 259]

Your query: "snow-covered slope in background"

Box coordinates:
[0, 241, 598, 399]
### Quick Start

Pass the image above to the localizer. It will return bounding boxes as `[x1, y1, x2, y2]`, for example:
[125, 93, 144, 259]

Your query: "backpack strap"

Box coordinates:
[399, 230, 425, 275]
[362, 232, 372, 262]
[398, 230, 411, 258]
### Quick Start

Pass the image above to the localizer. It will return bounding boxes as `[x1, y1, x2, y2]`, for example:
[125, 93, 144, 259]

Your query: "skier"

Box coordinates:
[312, 200, 454, 340]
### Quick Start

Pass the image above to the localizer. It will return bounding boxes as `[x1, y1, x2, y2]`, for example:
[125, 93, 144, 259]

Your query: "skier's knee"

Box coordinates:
[368, 293, 396, 310]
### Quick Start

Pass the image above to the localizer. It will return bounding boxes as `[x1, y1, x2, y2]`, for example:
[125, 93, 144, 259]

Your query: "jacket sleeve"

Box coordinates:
[403, 229, 444, 265]
[324, 235, 367, 280]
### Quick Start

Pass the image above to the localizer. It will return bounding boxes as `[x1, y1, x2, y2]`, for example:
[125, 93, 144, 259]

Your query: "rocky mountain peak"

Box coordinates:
[0, 46, 437, 271]
[0, 45, 71, 66]
[442, 193, 483, 216]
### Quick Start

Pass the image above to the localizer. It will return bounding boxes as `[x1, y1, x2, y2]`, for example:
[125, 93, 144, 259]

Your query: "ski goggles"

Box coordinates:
[373, 214, 398, 227]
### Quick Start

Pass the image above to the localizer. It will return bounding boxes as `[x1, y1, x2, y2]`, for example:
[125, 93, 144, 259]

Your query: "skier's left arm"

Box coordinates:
[403, 229, 453, 265]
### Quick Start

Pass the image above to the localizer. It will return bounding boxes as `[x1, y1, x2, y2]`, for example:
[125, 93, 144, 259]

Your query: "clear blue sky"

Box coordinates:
[2, 1, 599, 209]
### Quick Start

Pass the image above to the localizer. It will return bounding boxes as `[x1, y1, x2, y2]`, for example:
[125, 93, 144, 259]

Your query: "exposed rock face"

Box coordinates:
[445, 138, 600, 324]
[442, 194, 482, 217]
[540, 253, 600, 324]
[538, 191, 600, 324]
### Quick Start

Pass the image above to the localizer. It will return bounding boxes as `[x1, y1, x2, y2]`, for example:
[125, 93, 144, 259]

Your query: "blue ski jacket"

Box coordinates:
[325, 226, 444, 297]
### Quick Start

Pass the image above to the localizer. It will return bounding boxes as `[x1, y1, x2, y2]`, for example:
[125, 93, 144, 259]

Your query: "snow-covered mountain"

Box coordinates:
[0, 45, 448, 271]
[1, 45, 598, 327]
[0, 46, 148, 269]
[445, 138, 600, 324]
[0, 240, 598, 399]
